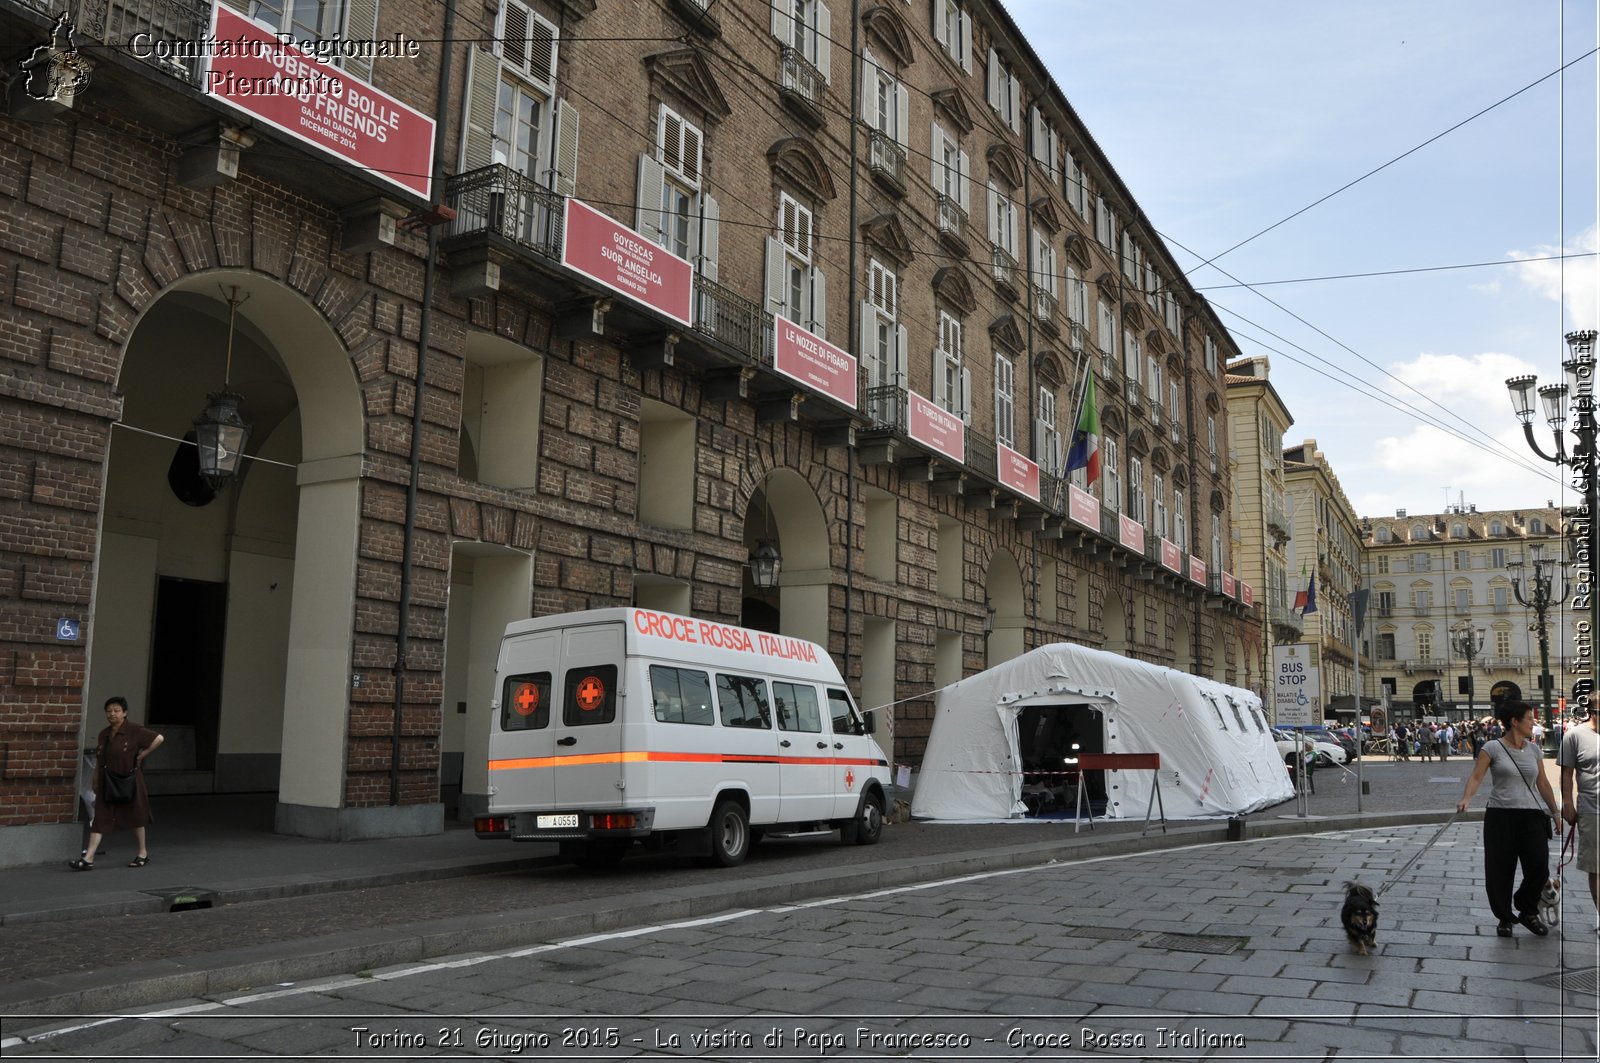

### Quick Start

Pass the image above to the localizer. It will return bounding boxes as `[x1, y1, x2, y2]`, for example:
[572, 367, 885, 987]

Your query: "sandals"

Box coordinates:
[1496, 921, 1514, 937]
[1518, 911, 1550, 937]
[127, 855, 149, 868]
[66, 858, 94, 871]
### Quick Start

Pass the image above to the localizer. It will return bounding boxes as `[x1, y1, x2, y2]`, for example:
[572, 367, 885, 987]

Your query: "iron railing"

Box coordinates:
[967, 434, 996, 482]
[445, 164, 565, 261]
[991, 244, 1018, 288]
[779, 47, 824, 112]
[1032, 285, 1058, 326]
[864, 384, 908, 431]
[1148, 399, 1163, 426]
[1067, 321, 1087, 353]
[693, 275, 765, 366]
[68, 0, 213, 82]
[1124, 378, 1141, 406]
[935, 194, 968, 248]
[867, 130, 905, 193]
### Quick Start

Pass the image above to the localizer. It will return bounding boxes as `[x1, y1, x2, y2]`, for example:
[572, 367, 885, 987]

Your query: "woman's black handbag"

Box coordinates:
[102, 768, 136, 806]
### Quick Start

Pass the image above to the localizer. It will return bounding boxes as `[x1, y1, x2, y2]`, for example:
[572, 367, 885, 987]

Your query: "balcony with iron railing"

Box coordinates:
[967, 433, 997, 483]
[692, 275, 766, 367]
[935, 195, 969, 253]
[1148, 398, 1163, 426]
[1266, 500, 1292, 541]
[867, 130, 906, 197]
[778, 47, 825, 126]
[1067, 321, 1088, 354]
[1124, 378, 1142, 407]
[1032, 286, 1058, 332]
[991, 245, 1019, 295]
[1099, 345, 1117, 383]
[1268, 599, 1305, 640]
[445, 164, 566, 262]
[1403, 658, 1444, 672]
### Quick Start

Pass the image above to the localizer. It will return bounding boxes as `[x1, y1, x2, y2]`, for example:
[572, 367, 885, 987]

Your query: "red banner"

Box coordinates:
[997, 444, 1039, 502]
[562, 199, 693, 327]
[1188, 556, 1207, 585]
[1160, 538, 1182, 572]
[773, 318, 858, 410]
[1118, 513, 1145, 553]
[1068, 483, 1098, 528]
[203, 6, 435, 199]
[1221, 572, 1236, 597]
[1240, 582, 1255, 607]
[908, 392, 964, 463]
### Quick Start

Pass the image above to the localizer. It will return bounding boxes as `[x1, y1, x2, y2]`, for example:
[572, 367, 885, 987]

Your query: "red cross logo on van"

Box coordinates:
[513, 683, 541, 716]
[575, 675, 606, 712]
[844, 769, 855, 790]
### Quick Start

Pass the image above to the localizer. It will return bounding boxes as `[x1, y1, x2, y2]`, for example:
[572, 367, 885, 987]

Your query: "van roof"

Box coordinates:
[503, 608, 846, 683]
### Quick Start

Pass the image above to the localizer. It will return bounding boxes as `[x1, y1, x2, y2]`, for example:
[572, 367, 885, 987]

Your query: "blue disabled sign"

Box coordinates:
[56, 618, 81, 642]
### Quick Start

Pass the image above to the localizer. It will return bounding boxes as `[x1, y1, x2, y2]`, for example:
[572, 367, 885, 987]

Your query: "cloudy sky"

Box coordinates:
[1004, 0, 1599, 519]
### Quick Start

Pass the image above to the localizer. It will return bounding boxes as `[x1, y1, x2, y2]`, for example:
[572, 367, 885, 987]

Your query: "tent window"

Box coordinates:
[1247, 704, 1267, 734]
[1204, 694, 1227, 730]
[1225, 696, 1249, 732]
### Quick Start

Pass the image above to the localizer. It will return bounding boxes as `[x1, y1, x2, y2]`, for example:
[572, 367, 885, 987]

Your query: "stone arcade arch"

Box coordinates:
[743, 468, 831, 648]
[984, 549, 1026, 667]
[90, 270, 366, 836]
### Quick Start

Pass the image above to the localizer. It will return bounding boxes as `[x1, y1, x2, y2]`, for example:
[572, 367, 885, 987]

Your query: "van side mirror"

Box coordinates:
[862, 710, 877, 735]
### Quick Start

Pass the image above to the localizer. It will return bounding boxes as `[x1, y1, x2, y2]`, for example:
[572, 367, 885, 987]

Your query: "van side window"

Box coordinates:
[501, 672, 552, 731]
[772, 681, 822, 733]
[563, 665, 618, 726]
[651, 665, 714, 725]
[715, 673, 771, 729]
[828, 688, 863, 736]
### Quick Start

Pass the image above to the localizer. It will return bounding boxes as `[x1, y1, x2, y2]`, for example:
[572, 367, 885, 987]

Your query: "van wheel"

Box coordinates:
[841, 791, 884, 846]
[706, 799, 749, 867]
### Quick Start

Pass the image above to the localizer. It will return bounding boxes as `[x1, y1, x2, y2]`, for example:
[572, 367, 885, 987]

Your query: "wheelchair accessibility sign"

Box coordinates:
[56, 618, 81, 642]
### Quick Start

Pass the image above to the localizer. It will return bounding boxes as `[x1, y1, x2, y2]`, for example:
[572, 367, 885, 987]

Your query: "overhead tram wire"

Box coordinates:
[1154, 223, 1546, 475]
[1179, 44, 1599, 275]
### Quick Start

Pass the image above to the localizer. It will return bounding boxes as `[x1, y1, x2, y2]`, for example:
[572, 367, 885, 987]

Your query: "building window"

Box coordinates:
[1203, 335, 1217, 375]
[1493, 585, 1509, 612]
[764, 192, 826, 335]
[1211, 514, 1222, 571]
[1105, 437, 1121, 512]
[1414, 589, 1432, 613]
[988, 183, 1017, 260]
[1037, 386, 1059, 475]
[1455, 587, 1471, 612]
[1153, 473, 1167, 539]
[772, 0, 831, 78]
[861, 258, 904, 393]
[1066, 266, 1087, 326]
[1064, 152, 1086, 214]
[1415, 553, 1431, 571]
[930, 122, 970, 218]
[636, 106, 719, 275]
[994, 352, 1015, 448]
[1174, 488, 1186, 551]
[1377, 633, 1396, 661]
[1492, 547, 1506, 567]
[1496, 629, 1512, 657]
[1206, 415, 1217, 460]
[932, 0, 971, 71]
[1128, 454, 1144, 521]
[1377, 590, 1394, 613]
[1028, 106, 1058, 177]
[1375, 526, 1391, 543]
[1530, 517, 1544, 533]
[1377, 555, 1390, 573]
[1417, 631, 1432, 661]
[1453, 549, 1470, 571]
[1095, 196, 1115, 250]
[934, 310, 968, 421]
[986, 49, 1021, 132]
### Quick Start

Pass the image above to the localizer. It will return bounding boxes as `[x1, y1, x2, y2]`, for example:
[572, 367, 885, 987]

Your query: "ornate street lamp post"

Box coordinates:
[1506, 328, 1599, 734]
[1451, 623, 1484, 724]
[1509, 543, 1567, 743]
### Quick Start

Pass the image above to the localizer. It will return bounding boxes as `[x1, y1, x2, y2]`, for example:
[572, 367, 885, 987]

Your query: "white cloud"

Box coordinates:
[1509, 225, 1600, 331]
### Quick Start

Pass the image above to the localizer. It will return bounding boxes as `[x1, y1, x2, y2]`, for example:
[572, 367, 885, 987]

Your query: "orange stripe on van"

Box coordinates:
[487, 751, 888, 772]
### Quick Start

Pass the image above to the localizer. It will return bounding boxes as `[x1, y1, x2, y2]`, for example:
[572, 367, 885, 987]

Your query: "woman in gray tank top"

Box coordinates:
[1457, 700, 1560, 936]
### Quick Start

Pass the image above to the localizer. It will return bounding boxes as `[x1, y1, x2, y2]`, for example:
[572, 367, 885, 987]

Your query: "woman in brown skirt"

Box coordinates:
[68, 695, 164, 869]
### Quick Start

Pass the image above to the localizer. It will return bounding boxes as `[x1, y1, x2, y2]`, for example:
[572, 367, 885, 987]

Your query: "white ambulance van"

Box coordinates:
[475, 608, 890, 868]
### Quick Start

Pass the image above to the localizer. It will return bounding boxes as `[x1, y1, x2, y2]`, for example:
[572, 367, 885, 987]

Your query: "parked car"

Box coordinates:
[1300, 725, 1359, 761]
[1272, 729, 1348, 768]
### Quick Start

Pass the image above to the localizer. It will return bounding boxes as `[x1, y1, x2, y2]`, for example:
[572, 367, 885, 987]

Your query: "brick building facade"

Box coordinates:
[0, 0, 1261, 865]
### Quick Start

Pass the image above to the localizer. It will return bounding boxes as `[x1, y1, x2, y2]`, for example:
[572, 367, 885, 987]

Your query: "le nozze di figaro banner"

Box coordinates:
[201, 5, 435, 200]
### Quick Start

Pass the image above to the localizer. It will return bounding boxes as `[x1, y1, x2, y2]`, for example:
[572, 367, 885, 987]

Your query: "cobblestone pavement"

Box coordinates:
[5, 822, 1598, 1060]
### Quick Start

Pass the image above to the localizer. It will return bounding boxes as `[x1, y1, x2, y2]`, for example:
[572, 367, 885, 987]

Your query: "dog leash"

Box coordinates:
[1374, 812, 1461, 901]
[1558, 823, 1577, 870]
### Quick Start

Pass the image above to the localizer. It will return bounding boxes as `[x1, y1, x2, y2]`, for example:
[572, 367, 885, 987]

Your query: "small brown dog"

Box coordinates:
[1341, 881, 1379, 955]
[1538, 878, 1561, 929]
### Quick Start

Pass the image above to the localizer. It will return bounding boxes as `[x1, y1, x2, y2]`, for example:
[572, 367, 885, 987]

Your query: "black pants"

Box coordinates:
[1483, 807, 1550, 923]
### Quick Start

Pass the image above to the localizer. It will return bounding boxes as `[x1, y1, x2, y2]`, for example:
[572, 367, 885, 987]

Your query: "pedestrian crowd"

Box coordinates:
[1380, 717, 1579, 762]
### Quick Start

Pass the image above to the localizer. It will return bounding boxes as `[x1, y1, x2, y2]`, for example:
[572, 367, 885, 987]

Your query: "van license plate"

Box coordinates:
[537, 814, 579, 829]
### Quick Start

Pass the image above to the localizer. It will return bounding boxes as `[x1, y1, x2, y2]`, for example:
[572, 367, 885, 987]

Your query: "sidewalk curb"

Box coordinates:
[0, 809, 1467, 1017]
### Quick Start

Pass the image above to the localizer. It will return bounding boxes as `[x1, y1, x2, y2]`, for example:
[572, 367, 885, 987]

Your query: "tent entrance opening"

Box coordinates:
[1018, 704, 1102, 815]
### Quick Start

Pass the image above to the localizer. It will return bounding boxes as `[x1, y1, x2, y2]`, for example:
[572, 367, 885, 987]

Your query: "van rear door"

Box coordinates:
[490, 632, 559, 813]
[551, 621, 626, 811]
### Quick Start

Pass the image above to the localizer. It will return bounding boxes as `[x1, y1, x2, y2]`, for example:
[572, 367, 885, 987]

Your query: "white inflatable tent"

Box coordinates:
[910, 642, 1294, 821]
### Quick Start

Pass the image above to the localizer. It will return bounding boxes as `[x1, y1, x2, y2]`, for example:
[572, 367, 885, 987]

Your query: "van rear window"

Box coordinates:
[716, 673, 771, 729]
[564, 665, 618, 726]
[651, 666, 714, 725]
[501, 673, 552, 731]
[773, 682, 822, 733]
